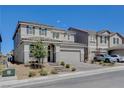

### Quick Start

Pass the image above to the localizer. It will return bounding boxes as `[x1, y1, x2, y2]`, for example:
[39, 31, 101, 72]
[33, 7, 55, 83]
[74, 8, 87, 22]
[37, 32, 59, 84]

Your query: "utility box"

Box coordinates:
[2, 69, 16, 77]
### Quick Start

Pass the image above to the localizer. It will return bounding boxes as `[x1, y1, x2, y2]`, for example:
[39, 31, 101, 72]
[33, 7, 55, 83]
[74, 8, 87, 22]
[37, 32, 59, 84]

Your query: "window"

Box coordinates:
[93, 36, 96, 41]
[64, 33, 66, 37]
[29, 44, 34, 57]
[100, 36, 102, 43]
[53, 32, 59, 39]
[39, 28, 47, 36]
[33, 27, 35, 35]
[117, 38, 119, 44]
[104, 36, 107, 44]
[90, 36, 92, 41]
[111, 55, 117, 57]
[90, 35, 95, 41]
[53, 32, 56, 39]
[68, 35, 70, 40]
[56, 33, 59, 39]
[113, 38, 116, 44]
[27, 26, 35, 35]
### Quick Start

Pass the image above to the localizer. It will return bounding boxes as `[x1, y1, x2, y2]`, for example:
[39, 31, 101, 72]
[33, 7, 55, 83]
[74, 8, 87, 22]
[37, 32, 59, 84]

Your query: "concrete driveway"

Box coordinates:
[71, 62, 104, 71]
[72, 62, 124, 71]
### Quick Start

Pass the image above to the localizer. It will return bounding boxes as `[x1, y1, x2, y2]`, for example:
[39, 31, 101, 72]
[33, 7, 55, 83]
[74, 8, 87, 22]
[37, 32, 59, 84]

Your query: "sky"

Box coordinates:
[0, 5, 124, 55]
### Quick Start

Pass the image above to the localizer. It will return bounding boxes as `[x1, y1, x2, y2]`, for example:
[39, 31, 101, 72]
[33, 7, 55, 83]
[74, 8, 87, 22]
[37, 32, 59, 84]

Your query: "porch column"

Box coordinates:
[80, 48, 84, 62]
[43, 45, 48, 63]
[56, 45, 60, 63]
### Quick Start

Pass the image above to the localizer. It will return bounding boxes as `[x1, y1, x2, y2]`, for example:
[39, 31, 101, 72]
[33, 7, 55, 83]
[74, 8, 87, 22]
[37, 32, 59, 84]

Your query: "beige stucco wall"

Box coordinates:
[88, 34, 97, 61]
[14, 42, 84, 64]
[20, 26, 74, 42]
[14, 43, 24, 63]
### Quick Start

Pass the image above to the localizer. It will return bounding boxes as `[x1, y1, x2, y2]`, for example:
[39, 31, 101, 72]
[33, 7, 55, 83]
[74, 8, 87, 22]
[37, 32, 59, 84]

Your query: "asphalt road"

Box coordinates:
[18, 70, 124, 88]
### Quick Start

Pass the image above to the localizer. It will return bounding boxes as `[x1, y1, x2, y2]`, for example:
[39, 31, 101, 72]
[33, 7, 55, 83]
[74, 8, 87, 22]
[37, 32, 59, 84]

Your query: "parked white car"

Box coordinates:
[94, 54, 117, 63]
[110, 54, 124, 62]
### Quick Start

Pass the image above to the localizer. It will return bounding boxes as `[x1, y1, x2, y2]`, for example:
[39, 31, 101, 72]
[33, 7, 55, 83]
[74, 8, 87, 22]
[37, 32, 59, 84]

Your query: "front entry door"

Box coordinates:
[48, 44, 56, 62]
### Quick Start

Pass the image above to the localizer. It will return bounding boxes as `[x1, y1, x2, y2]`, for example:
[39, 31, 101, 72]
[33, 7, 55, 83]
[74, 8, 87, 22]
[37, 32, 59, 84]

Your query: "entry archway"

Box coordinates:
[48, 44, 56, 62]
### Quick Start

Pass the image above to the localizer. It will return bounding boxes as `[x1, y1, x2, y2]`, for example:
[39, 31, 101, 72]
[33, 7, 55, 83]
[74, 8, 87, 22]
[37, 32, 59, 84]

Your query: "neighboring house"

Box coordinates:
[13, 21, 85, 64]
[68, 28, 123, 61]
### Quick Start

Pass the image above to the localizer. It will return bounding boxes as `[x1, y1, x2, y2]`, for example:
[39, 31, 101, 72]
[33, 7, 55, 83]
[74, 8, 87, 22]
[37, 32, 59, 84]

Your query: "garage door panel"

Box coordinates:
[59, 50, 81, 64]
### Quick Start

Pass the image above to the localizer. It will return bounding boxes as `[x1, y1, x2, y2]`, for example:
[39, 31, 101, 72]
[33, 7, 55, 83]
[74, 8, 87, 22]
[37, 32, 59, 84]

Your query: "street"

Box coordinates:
[17, 70, 124, 88]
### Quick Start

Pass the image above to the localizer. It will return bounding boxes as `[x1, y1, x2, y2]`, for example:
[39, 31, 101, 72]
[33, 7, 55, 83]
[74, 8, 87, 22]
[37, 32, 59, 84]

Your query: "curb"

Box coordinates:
[1, 66, 124, 87]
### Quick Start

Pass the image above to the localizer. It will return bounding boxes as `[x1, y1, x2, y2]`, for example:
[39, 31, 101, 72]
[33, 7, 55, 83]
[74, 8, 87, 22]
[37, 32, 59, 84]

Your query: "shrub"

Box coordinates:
[51, 69, 58, 74]
[0, 70, 2, 75]
[71, 67, 76, 71]
[60, 61, 65, 66]
[28, 71, 36, 77]
[99, 61, 104, 65]
[39, 68, 48, 76]
[91, 60, 94, 64]
[0, 64, 4, 75]
[65, 64, 70, 68]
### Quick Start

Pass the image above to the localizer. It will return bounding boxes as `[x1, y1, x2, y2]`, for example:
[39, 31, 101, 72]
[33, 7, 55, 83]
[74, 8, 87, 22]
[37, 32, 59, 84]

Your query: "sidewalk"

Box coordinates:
[1, 65, 124, 88]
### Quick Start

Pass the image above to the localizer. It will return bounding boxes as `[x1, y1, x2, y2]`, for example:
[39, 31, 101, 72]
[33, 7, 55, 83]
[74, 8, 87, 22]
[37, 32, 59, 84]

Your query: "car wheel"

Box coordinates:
[105, 59, 110, 63]
[94, 58, 97, 62]
[117, 59, 120, 62]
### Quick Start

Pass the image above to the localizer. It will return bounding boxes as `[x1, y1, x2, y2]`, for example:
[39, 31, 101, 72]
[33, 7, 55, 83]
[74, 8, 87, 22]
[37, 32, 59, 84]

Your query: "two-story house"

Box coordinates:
[68, 28, 123, 61]
[97, 30, 123, 55]
[13, 21, 85, 64]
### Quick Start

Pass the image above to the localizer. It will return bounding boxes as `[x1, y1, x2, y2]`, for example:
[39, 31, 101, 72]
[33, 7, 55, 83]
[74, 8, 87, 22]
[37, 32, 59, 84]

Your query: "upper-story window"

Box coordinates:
[100, 36, 102, 43]
[90, 35, 93, 41]
[39, 28, 47, 36]
[33, 27, 35, 35]
[68, 34, 70, 40]
[64, 33, 66, 38]
[27, 26, 35, 35]
[117, 38, 119, 44]
[113, 38, 116, 44]
[104, 36, 107, 44]
[53, 32, 59, 39]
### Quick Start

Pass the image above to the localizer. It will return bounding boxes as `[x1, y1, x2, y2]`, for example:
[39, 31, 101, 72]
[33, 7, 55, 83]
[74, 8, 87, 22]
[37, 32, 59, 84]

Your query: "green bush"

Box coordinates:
[0, 70, 2, 75]
[91, 60, 94, 64]
[39, 68, 48, 76]
[51, 69, 58, 74]
[99, 61, 104, 65]
[71, 67, 76, 71]
[28, 71, 36, 77]
[60, 61, 65, 66]
[65, 64, 70, 68]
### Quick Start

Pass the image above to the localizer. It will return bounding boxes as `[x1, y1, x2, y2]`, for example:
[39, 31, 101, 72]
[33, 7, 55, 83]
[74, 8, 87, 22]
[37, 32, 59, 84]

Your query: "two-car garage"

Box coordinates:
[108, 44, 124, 56]
[58, 47, 84, 64]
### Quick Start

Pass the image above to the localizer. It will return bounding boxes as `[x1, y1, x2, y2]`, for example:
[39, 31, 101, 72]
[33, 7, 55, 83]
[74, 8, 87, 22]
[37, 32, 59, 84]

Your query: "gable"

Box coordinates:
[97, 30, 111, 34]
[110, 33, 123, 39]
[102, 31, 110, 35]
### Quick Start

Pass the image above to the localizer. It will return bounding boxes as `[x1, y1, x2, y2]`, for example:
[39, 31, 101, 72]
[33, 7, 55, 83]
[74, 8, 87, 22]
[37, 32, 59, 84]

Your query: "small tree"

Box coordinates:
[30, 41, 47, 64]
